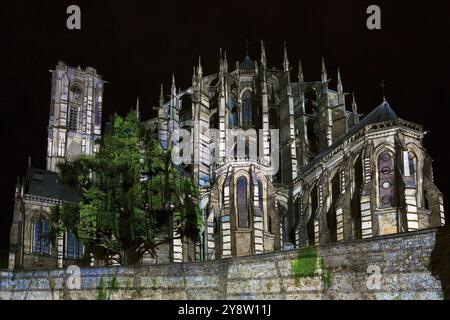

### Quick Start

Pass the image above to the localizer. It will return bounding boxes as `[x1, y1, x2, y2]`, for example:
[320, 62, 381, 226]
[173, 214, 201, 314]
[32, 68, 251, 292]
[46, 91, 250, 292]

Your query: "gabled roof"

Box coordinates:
[300, 101, 399, 174]
[239, 55, 255, 70]
[25, 167, 79, 203]
[352, 100, 397, 130]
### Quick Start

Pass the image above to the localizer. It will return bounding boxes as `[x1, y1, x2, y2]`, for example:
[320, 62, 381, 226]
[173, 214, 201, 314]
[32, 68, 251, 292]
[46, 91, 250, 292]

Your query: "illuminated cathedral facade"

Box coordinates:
[8, 42, 446, 270]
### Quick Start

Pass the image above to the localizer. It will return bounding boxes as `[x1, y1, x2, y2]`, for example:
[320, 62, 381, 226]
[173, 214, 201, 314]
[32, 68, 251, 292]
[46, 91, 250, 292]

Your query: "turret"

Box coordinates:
[135, 97, 140, 121]
[352, 92, 359, 124]
[260, 40, 267, 69]
[321, 57, 328, 83]
[337, 68, 344, 106]
[298, 60, 304, 84]
[283, 42, 289, 72]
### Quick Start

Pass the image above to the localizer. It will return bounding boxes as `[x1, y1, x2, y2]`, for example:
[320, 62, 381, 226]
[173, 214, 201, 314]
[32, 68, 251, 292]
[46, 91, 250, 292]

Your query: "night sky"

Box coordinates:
[0, 0, 449, 256]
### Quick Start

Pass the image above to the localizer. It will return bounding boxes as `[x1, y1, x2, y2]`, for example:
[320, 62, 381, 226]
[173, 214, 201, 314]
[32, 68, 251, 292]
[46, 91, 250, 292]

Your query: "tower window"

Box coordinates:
[33, 217, 50, 255]
[228, 95, 238, 128]
[57, 132, 66, 157]
[237, 176, 249, 228]
[69, 105, 78, 131]
[241, 90, 252, 127]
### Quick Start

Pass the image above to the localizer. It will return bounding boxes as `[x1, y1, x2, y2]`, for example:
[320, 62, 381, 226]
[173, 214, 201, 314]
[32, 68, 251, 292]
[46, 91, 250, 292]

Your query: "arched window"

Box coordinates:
[269, 108, 278, 129]
[307, 119, 318, 156]
[404, 151, 417, 187]
[408, 152, 416, 176]
[213, 217, 218, 234]
[69, 82, 83, 132]
[424, 190, 429, 209]
[237, 176, 249, 228]
[378, 151, 395, 208]
[268, 216, 273, 234]
[68, 105, 78, 131]
[66, 232, 84, 259]
[245, 137, 249, 159]
[258, 179, 264, 213]
[33, 217, 50, 255]
[228, 95, 238, 128]
[241, 90, 252, 127]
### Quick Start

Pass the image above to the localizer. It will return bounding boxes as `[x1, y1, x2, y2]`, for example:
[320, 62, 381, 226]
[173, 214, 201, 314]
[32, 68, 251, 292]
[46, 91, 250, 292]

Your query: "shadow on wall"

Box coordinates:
[0, 250, 8, 269]
[430, 226, 450, 300]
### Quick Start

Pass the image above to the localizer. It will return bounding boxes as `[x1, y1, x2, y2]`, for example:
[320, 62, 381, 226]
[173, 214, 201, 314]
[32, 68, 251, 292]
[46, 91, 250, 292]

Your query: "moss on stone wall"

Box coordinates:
[96, 278, 107, 300]
[291, 246, 333, 289]
[1, 229, 445, 300]
[291, 246, 319, 285]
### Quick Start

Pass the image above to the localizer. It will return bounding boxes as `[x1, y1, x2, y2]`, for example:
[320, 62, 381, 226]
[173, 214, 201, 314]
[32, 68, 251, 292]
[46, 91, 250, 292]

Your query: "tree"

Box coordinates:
[48, 111, 203, 265]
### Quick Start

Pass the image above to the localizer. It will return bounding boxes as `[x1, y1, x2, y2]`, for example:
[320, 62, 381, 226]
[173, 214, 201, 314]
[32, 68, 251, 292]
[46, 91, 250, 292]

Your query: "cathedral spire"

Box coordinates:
[171, 74, 176, 96]
[380, 80, 387, 102]
[159, 84, 164, 107]
[219, 48, 228, 73]
[321, 57, 328, 83]
[298, 60, 304, 84]
[223, 50, 228, 72]
[135, 97, 140, 121]
[283, 42, 289, 72]
[352, 92, 359, 124]
[198, 56, 203, 78]
[260, 40, 267, 69]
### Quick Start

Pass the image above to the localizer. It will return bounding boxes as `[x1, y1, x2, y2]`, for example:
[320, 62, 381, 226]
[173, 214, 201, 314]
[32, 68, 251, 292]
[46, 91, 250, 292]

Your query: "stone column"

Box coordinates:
[172, 222, 183, 262]
[221, 173, 233, 258]
[336, 170, 346, 242]
[360, 145, 374, 238]
[206, 211, 215, 260]
[57, 233, 64, 268]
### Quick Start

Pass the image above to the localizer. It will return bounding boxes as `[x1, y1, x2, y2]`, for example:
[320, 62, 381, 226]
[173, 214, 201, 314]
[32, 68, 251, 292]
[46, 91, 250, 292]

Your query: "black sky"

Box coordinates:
[0, 0, 449, 254]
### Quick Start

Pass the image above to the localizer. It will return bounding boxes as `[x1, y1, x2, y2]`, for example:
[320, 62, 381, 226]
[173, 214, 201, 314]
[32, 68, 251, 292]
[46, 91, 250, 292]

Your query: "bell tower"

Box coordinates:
[46, 61, 105, 172]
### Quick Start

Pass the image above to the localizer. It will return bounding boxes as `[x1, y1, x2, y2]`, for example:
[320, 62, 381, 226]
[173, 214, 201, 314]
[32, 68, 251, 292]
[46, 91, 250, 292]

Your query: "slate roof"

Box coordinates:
[239, 55, 255, 70]
[301, 101, 398, 173]
[25, 167, 79, 203]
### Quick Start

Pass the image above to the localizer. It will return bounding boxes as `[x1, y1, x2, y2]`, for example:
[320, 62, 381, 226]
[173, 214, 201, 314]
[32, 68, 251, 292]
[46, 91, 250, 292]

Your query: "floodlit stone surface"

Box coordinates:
[1, 227, 449, 300]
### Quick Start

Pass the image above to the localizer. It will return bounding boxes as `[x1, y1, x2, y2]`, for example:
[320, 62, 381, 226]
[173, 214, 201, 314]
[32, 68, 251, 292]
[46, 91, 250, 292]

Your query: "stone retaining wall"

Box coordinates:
[1, 227, 449, 300]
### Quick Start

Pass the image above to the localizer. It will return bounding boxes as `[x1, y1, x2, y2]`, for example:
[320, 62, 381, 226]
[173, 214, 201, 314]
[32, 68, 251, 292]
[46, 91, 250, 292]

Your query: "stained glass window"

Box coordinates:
[378, 151, 395, 208]
[68, 105, 78, 131]
[228, 95, 238, 128]
[237, 176, 249, 228]
[241, 91, 252, 127]
[33, 217, 50, 255]
[408, 152, 416, 176]
[258, 179, 264, 213]
[66, 232, 84, 259]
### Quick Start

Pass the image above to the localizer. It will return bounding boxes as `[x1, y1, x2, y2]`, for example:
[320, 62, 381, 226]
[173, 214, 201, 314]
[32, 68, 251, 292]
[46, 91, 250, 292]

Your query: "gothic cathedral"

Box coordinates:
[8, 43, 445, 270]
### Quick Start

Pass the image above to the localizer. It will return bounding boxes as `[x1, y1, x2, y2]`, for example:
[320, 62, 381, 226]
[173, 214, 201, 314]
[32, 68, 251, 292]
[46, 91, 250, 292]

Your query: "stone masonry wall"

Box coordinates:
[1, 227, 449, 300]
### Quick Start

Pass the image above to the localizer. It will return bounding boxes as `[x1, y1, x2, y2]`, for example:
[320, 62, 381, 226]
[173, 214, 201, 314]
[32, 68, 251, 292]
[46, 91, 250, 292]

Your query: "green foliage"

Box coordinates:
[96, 278, 108, 300]
[151, 278, 158, 291]
[110, 276, 119, 291]
[291, 246, 332, 289]
[49, 111, 203, 265]
[319, 258, 332, 289]
[48, 277, 56, 292]
[291, 246, 319, 285]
